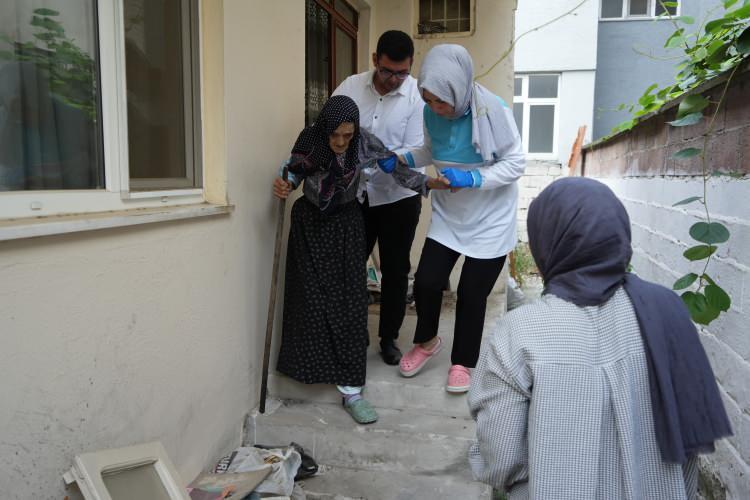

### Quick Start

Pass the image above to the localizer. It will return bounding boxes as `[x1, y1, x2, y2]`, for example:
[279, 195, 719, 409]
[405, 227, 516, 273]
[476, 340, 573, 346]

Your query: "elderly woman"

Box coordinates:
[468, 177, 732, 499]
[272, 95, 446, 424]
[395, 45, 525, 393]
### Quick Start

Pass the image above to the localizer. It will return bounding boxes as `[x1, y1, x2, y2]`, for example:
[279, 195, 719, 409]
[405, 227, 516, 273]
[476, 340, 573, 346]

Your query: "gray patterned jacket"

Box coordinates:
[468, 288, 698, 500]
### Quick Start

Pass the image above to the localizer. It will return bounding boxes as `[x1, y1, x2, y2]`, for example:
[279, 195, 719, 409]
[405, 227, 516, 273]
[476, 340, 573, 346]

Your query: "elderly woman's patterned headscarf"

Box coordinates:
[288, 95, 360, 213]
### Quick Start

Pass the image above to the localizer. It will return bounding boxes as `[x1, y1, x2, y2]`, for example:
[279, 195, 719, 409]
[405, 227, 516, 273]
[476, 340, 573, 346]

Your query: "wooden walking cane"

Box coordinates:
[259, 167, 288, 414]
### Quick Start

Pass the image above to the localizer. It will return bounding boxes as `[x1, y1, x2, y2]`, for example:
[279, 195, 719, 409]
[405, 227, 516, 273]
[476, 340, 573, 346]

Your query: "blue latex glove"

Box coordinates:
[440, 168, 482, 188]
[377, 155, 398, 173]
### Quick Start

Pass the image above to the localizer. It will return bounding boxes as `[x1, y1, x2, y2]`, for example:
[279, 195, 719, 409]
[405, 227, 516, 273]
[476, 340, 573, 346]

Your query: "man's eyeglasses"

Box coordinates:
[378, 67, 410, 80]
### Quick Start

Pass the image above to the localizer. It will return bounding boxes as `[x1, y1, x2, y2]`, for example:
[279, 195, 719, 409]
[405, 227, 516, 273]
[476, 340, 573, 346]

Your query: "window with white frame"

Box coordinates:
[418, 0, 472, 35]
[512, 74, 559, 157]
[600, 0, 679, 19]
[0, 0, 201, 220]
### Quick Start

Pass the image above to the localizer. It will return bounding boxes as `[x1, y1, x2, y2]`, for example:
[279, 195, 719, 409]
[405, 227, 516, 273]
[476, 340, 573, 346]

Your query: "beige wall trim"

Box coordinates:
[201, 0, 228, 205]
[0, 203, 233, 242]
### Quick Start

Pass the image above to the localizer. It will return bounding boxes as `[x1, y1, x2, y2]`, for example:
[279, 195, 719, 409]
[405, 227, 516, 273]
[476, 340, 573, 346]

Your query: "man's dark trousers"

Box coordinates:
[364, 194, 422, 343]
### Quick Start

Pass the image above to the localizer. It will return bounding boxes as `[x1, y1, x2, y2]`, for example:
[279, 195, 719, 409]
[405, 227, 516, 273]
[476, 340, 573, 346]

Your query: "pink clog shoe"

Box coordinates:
[446, 364, 471, 393]
[398, 337, 443, 377]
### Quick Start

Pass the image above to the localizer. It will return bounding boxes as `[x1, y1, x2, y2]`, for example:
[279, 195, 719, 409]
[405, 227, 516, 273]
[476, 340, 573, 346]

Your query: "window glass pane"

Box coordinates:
[335, 27, 355, 89]
[514, 77, 522, 96]
[601, 0, 624, 18]
[513, 103, 523, 137]
[334, 0, 356, 26]
[419, 0, 431, 23]
[305, 0, 330, 125]
[445, 20, 459, 32]
[629, 0, 649, 16]
[528, 75, 558, 98]
[655, 0, 677, 15]
[431, 0, 444, 20]
[447, 0, 459, 19]
[529, 105, 555, 153]
[102, 463, 172, 500]
[458, 18, 470, 32]
[0, 1, 103, 191]
[460, 0, 470, 19]
[125, 0, 195, 186]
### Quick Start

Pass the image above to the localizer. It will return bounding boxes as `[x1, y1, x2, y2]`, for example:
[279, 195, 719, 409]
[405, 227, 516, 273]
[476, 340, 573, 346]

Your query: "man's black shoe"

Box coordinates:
[380, 339, 402, 365]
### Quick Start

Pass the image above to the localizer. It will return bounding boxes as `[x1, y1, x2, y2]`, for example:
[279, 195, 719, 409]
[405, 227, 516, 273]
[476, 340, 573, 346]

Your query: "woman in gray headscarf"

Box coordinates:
[468, 177, 729, 499]
[396, 45, 525, 393]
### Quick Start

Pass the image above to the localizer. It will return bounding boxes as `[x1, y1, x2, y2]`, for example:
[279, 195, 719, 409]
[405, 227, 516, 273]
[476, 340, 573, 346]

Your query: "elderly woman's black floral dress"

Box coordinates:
[276, 96, 427, 387]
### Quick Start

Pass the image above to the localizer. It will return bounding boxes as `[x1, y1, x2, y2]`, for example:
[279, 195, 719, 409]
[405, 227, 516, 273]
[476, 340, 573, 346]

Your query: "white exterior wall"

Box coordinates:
[514, 0, 598, 165]
[0, 1, 305, 498]
[514, 0, 598, 73]
[512, 0, 598, 236]
[559, 69, 596, 163]
[600, 177, 750, 498]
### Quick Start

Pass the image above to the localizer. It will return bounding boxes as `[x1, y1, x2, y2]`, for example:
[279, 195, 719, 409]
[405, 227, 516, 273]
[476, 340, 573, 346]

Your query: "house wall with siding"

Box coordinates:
[593, 0, 719, 139]
[0, 1, 306, 498]
[582, 67, 750, 498]
[0, 1, 518, 498]
[514, 0, 598, 164]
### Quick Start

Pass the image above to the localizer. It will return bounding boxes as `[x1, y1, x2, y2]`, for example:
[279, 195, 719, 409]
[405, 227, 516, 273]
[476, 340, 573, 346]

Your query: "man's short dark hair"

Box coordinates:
[376, 30, 414, 62]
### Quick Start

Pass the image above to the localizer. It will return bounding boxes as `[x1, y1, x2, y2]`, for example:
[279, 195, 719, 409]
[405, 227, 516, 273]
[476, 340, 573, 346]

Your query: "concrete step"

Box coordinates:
[248, 401, 478, 480]
[298, 465, 492, 500]
[268, 292, 505, 418]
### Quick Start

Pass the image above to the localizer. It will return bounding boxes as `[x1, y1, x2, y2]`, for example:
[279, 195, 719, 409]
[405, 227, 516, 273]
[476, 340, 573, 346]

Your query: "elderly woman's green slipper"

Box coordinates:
[343, 397, 378, 424]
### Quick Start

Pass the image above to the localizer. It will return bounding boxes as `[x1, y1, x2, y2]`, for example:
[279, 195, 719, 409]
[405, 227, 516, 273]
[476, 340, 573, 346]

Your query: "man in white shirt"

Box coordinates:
[333, 31, 424, 366]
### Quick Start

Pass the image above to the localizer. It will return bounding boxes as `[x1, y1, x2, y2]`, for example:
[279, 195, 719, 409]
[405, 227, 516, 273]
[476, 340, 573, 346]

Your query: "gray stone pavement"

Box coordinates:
[251, 289, 507, 499]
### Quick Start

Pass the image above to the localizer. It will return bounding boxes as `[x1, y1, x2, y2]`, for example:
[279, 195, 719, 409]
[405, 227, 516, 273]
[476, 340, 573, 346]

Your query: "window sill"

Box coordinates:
[599, 17, 674, 22]
[0, 202, 234, 242]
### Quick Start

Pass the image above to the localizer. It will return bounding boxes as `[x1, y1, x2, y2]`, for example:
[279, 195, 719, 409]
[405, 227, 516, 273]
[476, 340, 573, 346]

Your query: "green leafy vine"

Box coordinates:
[618, 1, 749, 325]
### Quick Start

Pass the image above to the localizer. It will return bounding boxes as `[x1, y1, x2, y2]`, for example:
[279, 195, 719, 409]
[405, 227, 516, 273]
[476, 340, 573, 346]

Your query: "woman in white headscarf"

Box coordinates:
[396, 44, 525, 393]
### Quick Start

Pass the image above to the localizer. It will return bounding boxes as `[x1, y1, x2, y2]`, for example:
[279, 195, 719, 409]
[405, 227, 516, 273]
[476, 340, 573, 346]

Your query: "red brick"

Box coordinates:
[653, 117, 669, 148]
[668, 138, 704, 176]
[740, 127, 750, 174]
[707, 129, 741, 174]
[723, 73, 750, 130]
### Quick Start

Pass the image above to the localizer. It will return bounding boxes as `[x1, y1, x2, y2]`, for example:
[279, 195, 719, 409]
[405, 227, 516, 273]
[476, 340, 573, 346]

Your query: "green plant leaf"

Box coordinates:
[33, 8, 60, 16]
[724, 0, 739, 8]
[677, 94, 709, 118]
[705, 18, 729, 33]
[684, 245, 717, 261]
[729, 4, 750, 18]
[682, 291, 721, 325]
[665, 28, 685, 48]
[693, 46, 709, 60]
[672, 148, 702, 159]
[737, 26, 750, 53]
[690, 222, 731, 244]
[675, 16, 696, 24]
[702, 273, 717, 286]
[705, 284, 731, 311]
[668, 112, 703, 126]
[663, 1, 678, 6]
[673, 273, 699, 290]
[673, 195, 702, 206]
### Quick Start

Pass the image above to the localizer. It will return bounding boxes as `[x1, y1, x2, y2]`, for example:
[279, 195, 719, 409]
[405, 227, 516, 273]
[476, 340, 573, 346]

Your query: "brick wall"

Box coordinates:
[517, 161, 563, 242]
[582, 66, 750, 499]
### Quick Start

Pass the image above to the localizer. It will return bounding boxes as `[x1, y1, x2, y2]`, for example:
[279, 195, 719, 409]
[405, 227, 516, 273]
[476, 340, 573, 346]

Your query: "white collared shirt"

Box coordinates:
[333, 70, 425, 206]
